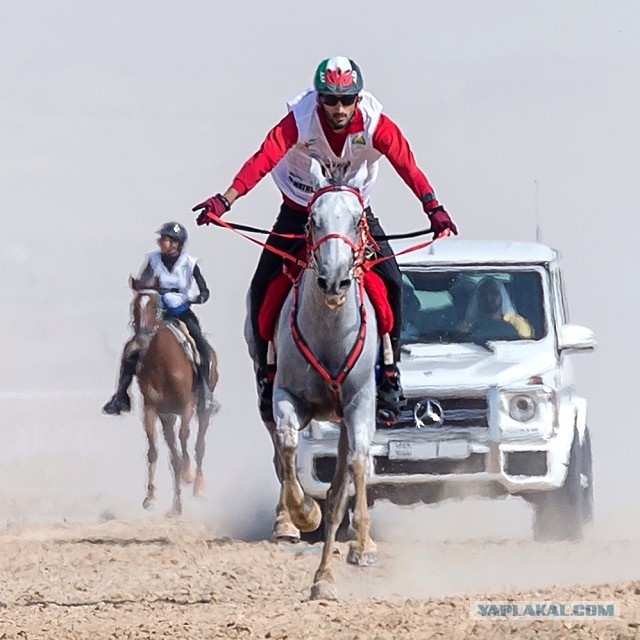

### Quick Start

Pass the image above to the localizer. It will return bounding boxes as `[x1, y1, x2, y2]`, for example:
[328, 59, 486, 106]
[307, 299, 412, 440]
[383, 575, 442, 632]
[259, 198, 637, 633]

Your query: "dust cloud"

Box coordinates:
[1, 0, 639, 603]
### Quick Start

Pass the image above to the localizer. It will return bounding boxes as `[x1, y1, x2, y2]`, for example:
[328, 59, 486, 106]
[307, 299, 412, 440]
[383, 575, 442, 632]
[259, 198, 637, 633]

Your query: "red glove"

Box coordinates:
[425, 206, 458, 237]
[193, 194, 231, 226]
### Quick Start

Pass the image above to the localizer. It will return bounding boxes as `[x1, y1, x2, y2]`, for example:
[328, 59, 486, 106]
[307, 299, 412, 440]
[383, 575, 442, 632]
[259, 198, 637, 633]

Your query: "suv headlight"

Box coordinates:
[495, 386, 558, 440]
[509, 394, 537, 422]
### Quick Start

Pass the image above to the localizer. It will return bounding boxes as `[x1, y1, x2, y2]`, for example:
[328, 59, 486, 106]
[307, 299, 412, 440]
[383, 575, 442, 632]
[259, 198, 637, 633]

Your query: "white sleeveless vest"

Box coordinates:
[271, 89, 384, 207]
[145, 251, 197, 311]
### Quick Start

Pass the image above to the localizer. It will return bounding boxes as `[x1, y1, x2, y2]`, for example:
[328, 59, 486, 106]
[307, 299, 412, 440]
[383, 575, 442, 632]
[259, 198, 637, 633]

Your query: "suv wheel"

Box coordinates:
[532, 427, 592, 542]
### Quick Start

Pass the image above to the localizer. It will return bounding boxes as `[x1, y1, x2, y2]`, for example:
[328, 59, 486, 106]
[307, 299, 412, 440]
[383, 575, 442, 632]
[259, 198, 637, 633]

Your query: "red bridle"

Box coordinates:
[305, 184, 376, 276]
[289, 184, 374, 417]
[133, 289, 162, 344]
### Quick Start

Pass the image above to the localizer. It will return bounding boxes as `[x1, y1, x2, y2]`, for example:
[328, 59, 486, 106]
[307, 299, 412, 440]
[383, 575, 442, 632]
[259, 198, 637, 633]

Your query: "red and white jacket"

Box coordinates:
[231, 88, 441, 212]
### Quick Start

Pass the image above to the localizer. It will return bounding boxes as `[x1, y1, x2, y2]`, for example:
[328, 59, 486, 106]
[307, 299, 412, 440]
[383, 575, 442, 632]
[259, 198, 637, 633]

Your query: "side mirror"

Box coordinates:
[558, 324, 597, 353]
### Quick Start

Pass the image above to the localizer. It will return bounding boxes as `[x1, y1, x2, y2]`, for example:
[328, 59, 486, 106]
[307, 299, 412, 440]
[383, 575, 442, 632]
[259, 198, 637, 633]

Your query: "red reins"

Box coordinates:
[202, 187, 437, 415]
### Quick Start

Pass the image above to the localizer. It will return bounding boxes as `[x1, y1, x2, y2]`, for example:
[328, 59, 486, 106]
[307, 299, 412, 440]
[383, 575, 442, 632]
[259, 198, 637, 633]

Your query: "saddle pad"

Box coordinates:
[167, 321, 200, 367]
[258, 270, 394, 341]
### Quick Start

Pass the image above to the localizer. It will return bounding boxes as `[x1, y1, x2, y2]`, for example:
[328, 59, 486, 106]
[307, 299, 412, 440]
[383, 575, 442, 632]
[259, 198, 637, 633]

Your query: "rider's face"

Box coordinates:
[318, 94, 361, 130]
[158, 235, 181, 257]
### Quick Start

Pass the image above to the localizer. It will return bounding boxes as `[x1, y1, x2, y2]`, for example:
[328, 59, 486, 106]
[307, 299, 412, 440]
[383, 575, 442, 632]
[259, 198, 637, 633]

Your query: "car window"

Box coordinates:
[401, 269, 546, 344]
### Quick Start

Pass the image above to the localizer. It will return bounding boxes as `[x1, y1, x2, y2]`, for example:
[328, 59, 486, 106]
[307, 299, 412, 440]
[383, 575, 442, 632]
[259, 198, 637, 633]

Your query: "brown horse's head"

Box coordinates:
[130, 276, 162, 344]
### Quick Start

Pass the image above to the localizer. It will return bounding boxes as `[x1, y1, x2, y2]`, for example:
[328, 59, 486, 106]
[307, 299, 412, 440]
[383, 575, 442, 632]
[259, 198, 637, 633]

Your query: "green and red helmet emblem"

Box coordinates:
[314, 56, 363, 95]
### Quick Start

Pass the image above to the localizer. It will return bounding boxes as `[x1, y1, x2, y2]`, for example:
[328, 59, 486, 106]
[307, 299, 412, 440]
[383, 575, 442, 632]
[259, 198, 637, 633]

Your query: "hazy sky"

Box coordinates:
[1, 1, 639, 534]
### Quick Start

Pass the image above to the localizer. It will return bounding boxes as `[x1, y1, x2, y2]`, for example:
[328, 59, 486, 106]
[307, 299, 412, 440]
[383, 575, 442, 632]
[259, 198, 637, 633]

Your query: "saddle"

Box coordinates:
[166, 319, 201, 367]
[258, 266, 394, 342]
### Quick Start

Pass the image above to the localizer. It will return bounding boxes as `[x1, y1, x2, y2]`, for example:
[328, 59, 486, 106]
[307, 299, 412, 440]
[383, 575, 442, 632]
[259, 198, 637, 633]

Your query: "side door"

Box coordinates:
[549, 262, 575, 392]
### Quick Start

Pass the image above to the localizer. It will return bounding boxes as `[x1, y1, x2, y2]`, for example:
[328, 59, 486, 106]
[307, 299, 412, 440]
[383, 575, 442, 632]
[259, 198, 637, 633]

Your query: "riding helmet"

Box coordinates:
[314, 56, 363, 95]
[158, 222, 188, 244]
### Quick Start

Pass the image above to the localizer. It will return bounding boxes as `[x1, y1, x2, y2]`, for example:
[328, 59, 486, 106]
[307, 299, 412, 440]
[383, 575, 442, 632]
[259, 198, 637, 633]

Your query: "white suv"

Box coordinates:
[296, 240, 596, 541]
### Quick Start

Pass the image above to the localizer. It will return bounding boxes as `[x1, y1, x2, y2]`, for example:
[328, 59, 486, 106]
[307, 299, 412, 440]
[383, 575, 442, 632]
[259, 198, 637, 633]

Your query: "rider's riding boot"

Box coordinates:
[256, 364, 277, 425]
[102, 354, 137, 416]
[376, 364, 407, 425]
[197, 360, 215, 412]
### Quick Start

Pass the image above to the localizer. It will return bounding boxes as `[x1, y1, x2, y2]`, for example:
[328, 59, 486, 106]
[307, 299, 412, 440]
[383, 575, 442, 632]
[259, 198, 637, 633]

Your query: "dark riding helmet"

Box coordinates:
[314, 56, 363, 95]
[157, 222, 188, 244]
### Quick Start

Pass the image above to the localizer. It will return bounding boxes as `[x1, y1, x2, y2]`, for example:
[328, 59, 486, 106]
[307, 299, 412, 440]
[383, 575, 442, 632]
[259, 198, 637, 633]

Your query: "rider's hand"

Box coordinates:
[193, 291, 209, 304]
[193, 193, 231, 225]
[425, 206, 458, 238]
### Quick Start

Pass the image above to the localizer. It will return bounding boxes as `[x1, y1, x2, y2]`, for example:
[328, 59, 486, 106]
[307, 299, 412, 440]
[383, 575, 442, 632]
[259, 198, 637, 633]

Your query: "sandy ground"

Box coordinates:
[0, 393, 639, 638]
[0, 518, 638, 640]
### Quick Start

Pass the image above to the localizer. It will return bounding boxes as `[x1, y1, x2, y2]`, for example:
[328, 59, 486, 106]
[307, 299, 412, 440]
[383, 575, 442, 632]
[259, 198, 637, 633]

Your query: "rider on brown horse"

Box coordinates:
[192, 56, 458, 424]
[102, 222, 214, 415]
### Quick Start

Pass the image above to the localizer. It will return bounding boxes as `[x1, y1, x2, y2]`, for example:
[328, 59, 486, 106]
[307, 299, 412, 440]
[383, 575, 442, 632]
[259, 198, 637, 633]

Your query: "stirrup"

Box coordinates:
[376, 367, 406, 425]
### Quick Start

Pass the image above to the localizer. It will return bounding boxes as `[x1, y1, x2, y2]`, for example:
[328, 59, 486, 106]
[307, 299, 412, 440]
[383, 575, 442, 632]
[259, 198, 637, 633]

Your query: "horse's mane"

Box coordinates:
[318, 160, 352, 187]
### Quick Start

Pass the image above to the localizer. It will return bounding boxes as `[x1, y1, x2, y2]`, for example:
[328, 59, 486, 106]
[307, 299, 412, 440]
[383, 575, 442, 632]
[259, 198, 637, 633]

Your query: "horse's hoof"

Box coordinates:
[193, 476, 206, 498]
[272, 520, 301, 543]
[309, 580, 338, 602]
[167, 505, 182, 518]
[346, 543, 378, 567]
[142, 496, 155, 510]
[181, 469, 194, 485]
[294, 499, 322, 533]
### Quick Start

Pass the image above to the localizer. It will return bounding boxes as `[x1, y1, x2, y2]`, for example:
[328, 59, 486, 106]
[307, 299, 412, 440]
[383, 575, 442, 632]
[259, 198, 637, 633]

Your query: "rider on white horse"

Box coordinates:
[193, 56, 458, 424]
[102, 222, 214, 415]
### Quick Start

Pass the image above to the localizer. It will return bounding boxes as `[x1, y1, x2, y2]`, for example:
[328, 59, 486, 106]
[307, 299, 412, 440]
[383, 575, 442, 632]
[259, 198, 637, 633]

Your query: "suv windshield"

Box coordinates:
[401, 268, 546, 344]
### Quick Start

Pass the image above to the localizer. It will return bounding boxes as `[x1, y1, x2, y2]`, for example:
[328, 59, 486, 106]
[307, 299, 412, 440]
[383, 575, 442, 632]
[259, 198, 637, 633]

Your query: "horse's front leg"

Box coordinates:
[264, 421, 301, 542]
[311, 424, 350, 601]
[160, 414, 182, 516]
[179, 404, 195, 486]
[193, 405, 211, 499]
[343, 394, 377, 567]
[142, 407, 158, 510]
[273, 388, 321, 533]
[347, 452, 377, 566]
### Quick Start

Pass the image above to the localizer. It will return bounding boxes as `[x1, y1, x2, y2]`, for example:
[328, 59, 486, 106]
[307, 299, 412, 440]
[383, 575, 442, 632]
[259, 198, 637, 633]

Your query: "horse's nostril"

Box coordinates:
[317, 277, 328, 291]
[339, 279, 352, 290]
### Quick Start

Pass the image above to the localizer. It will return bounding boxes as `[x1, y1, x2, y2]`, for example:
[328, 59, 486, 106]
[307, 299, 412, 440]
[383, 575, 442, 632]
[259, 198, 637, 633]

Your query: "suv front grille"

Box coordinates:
[382, 396, 488, 429]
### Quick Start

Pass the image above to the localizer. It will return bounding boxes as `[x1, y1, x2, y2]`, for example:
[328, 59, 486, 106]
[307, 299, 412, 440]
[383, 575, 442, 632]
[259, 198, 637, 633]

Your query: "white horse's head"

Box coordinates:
[307, 158, 369, 309]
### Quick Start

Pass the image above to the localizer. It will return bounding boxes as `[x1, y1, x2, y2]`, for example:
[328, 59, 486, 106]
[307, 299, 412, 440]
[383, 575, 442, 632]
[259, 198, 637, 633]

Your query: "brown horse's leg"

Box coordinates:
[143, 407, 158, 510]
[193, 405, 210, 498]
[193, 347, 218, 496]
[159, 414, 182, 516]
[310, 426, 350, 601]
[179, 404, 194, 486]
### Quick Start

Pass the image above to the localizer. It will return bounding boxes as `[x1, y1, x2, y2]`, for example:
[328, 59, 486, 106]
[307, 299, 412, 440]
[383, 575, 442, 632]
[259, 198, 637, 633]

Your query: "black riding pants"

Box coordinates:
[249, 202, 403, 367]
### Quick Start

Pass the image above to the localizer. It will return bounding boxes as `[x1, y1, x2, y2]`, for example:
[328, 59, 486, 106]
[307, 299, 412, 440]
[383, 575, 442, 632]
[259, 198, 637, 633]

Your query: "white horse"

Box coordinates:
[246, 159, 379, 600]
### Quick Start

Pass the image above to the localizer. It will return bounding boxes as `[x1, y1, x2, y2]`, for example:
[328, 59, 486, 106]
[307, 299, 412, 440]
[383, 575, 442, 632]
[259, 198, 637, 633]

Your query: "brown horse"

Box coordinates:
[130, 277, 219, 515]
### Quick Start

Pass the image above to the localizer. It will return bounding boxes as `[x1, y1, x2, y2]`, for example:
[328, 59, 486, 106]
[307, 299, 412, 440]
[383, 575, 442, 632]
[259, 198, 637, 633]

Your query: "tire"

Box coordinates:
[581, 427, 594, 525]
[533, 427, 585, 542]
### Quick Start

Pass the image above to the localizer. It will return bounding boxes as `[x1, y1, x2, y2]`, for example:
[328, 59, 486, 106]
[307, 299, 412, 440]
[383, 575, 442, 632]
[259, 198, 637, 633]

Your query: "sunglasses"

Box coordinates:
[318, 93, 359, 107]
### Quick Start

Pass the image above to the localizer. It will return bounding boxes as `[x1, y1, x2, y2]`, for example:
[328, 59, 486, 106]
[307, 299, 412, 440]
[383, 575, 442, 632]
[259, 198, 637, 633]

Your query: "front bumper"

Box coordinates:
[296, 423, 571, 504]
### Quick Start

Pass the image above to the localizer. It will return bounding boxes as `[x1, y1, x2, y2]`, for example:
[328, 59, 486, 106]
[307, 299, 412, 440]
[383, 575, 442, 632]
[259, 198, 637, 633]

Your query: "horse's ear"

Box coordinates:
[350, 160, 368, 192]
[130, 275, 139, 291]
[309, 157, 330, 191]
